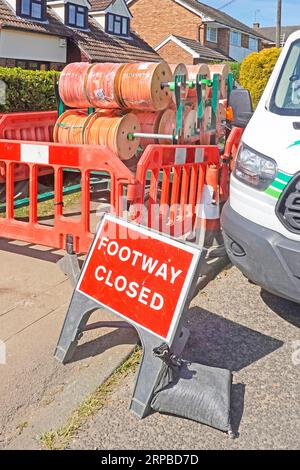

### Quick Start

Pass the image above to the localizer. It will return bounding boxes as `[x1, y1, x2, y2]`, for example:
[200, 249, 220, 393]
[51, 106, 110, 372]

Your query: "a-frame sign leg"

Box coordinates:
[55, 290, 99, 364]
[55, 291, 190, 418]
[130, 327, 190, 419]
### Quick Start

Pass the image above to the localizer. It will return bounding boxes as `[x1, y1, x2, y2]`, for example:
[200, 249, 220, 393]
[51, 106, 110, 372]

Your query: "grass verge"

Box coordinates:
[40, 346, 142, 450]
[0, 191, 81, 219]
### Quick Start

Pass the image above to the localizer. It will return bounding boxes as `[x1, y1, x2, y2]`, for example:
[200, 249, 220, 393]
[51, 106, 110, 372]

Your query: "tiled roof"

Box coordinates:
[0, 1, 72, 37]
[258, 25, 300, 43]
[172, 35, 231, 61]
[90, 0, 113, 11]
[71, 17, 160, 62]
[0, 0, 159, 62]
[128, 0, 266, 40]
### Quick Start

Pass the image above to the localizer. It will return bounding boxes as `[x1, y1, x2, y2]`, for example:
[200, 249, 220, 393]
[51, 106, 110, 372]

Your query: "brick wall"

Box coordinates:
[67, 40, 89, 63]
[0, 58, 64, 69]
[258, 39, 262, 51]
[203, 27, 230, 56]
[129, 0, 202, 47]
[0, 58, 16, 67]
[241, 34, 249, 49]
[158, 40, 194, 65]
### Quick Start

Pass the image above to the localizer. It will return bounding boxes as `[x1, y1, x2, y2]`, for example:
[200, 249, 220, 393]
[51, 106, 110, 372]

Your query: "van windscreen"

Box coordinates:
[271, 39, 300, 116]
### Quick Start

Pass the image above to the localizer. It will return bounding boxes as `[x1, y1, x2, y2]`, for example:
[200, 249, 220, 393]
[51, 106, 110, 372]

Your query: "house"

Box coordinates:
[253, 23, 300, 48]
[0, 0, 159, 70]
[127, 0, 268, 63]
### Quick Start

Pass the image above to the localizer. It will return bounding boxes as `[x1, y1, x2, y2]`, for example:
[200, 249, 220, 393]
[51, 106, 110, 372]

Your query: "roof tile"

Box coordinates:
[173, 35, 231, 61]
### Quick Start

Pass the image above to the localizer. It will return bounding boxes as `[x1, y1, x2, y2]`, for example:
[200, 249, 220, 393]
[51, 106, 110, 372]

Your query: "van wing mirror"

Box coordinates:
[228, 88, 253, 128]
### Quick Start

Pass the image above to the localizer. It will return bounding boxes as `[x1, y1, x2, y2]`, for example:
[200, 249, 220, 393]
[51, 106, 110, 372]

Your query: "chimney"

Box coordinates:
[253, 22, 260, 30]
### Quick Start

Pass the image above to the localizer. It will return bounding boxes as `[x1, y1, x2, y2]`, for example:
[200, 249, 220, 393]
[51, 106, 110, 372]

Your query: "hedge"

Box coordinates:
[239, 47, 281, 107]
[228, 62, 241, 82]
[0, 67, 59, 113]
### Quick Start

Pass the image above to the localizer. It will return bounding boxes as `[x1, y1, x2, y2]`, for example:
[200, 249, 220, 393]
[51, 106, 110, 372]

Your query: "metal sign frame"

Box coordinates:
[55, 214, 204, 419]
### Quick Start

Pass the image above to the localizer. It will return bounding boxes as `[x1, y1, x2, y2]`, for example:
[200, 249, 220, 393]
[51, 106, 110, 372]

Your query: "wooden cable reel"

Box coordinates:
[84, 112, 141, 160]
[216, 98, 227, 139]
[186, 64, 210, 100]
[169, 63, 188, 103]
[208, 64, 230, 99]
[59, 62, 91, 108]
[54, 110, 140, 160]
[134, 111, 163, 149]
[157, 109, 176, 144]
[200, 107, 212, 145]
[183, 109, 197, 142]
[118, 62, 173, 111]
[53, 109, 88, 144]
[85, 62, 125, 109]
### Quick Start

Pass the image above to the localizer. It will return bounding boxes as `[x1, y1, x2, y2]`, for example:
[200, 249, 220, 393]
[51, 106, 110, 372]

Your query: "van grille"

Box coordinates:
[276, 172, 300, 234]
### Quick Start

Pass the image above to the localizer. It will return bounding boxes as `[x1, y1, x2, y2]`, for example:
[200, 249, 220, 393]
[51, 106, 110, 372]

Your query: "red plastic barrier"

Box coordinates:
[0, 111, 58, 183]
[220, 126, 244, 201]
[133, 144, 220, 238]
[0, 140, 139, 253]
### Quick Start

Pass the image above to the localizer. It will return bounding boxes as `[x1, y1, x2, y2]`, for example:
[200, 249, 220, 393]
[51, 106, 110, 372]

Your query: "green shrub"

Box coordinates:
[239, 47, 281, 107]
[0, 67, 59, 113]
[228, 62, 241, 82]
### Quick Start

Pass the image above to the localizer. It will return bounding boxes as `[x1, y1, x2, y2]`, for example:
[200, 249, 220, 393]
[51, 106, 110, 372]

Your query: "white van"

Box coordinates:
[222, 31, 300, 304]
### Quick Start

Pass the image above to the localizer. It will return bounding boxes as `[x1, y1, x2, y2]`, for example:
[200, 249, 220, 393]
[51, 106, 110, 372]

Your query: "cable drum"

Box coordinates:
[169, 63, 188, 103]
[84, 112, 141, 160]
[186, 64, 210, 100]
[53, 109, 88, 144]
[118, 62, 173, 111]
[59, 62, 91, 108]
[85, 63, 125, 109]
[183, 109, 197, 142]
[200, 106, 212, 145]
[209, 64, 230, 99]
[54, 111, 140, 160]
[157, 109, 176, 144]
[134, 111, 163, 148]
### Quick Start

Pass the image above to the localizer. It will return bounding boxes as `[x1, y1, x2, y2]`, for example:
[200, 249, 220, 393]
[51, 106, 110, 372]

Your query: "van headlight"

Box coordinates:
[233, 144, 277, 190]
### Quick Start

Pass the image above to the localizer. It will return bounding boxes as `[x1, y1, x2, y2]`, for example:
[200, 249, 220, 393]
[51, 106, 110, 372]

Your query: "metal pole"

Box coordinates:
[276, 0, 282, 48]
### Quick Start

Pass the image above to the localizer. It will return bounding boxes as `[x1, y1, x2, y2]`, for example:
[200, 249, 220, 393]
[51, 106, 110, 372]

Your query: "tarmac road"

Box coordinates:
[68, 266, 300, 450]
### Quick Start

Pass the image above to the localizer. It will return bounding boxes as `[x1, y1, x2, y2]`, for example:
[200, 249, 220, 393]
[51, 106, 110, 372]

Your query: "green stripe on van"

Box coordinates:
[265, 187, 281, 199]
[276, 171, 292, 183]
[271, 179, 286, 191]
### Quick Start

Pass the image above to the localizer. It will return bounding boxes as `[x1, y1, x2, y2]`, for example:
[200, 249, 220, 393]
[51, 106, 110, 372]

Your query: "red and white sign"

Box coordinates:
[77, 215, 200, 343]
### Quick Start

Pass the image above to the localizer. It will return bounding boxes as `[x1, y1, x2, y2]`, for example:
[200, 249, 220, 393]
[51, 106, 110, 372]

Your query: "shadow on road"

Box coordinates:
[0, 237, 64, 264]
[185, 306, 283, 372]
[260, 289, 300, 328]
[183, 306, 284, 435]
[72, 323, 138, 363]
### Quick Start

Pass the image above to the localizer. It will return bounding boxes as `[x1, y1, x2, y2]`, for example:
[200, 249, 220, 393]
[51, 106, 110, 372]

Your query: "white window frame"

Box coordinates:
[230, 30, 242, 47]
[206, 26, 218, 44]
[249, 37, 258, 51]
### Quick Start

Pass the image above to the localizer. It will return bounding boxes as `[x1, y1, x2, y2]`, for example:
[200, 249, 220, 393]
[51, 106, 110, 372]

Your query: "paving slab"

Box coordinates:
[0, 238, 137, 450]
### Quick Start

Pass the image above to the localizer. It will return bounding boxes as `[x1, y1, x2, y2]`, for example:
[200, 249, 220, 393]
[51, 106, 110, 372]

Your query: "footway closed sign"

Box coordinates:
[77, 215, 200, 343]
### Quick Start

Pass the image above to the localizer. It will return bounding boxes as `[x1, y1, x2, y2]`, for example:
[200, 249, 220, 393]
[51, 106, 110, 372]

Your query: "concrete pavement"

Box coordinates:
[66, 267, 300, 450]
[1, 236, 300, 449]
[0, 238, 137, 450]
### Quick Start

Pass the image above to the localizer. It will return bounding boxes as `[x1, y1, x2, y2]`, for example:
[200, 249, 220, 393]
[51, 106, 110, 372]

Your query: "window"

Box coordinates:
[230, 31, 242, 47]
[106, 13, 129, 37]
[270, 39, 300, 116]
[249, 37, 258, 51]
[17, 0, 46, 21]
[66, 3, 88, 29]
[206, 26, 218, 43]
[16, 60, 50, 70]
